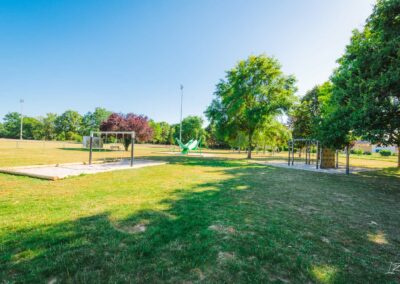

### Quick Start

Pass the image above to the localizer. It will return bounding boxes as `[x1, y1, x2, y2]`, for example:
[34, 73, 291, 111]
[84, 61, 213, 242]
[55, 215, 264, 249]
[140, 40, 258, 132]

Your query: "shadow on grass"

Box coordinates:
[1, 162, 399, 283]
[138, 155, 246, 168]
[60, 148, 122, 152]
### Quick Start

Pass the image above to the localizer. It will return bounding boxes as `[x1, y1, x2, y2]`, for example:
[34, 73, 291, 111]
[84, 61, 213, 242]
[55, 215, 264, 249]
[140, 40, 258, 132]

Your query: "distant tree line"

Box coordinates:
[0, 108, 210, 147]
[0, 108, 112, 142]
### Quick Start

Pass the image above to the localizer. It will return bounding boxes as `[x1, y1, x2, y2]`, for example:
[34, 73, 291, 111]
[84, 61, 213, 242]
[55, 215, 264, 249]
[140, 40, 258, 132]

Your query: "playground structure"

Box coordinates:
[288, 138, 350, 174]
[88, 131, 135, 166]
[176, 138, 202, 155]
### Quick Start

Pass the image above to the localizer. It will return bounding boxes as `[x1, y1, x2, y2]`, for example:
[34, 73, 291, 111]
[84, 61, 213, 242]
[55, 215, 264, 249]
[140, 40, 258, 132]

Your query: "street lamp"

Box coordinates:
[19, 99, 24, 140]
[179, 85, 183, 141]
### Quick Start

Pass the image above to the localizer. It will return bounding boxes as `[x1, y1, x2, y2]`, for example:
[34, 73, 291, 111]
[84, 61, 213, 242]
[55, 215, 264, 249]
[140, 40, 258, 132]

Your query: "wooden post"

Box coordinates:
[316, 141, 319, 169]
[130, 134, 135, 167]
[89, 136, 93, 165]
[346, 146, 350, 175]
[288, 141, 291, 166]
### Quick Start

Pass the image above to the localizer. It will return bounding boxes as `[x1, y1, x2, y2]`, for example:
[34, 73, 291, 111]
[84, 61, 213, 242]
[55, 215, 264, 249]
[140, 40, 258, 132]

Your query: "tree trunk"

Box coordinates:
[398, 142, 400, 168]
[247, 131, 253, 159]
[123, 138, 131, 151]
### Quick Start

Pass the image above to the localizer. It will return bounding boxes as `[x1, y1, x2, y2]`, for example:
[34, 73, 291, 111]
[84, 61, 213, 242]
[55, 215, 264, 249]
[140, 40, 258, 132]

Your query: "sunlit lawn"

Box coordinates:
[0, 139, 399, 282]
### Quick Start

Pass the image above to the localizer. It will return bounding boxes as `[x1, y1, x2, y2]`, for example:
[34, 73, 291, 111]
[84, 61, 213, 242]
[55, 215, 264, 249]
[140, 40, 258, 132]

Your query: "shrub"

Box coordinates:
[71, 133, 82, 143]
[379, 149, 392, 156]
[363, 151, 372, 155]
[351, 149, 363, 155]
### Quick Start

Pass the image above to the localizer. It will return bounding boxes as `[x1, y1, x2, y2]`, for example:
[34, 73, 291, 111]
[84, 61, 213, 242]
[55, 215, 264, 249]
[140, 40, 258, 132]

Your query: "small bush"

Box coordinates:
[351, 149, 363, 155]
[71, 133, 82, 143]
[363, 151, 372, 155]
[379, 149, 392, 156]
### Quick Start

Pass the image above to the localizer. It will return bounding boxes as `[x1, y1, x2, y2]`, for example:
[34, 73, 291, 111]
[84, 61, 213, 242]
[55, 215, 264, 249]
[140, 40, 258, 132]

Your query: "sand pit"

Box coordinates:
[259, 160, 376, 174]
[0, 159, 167, 180]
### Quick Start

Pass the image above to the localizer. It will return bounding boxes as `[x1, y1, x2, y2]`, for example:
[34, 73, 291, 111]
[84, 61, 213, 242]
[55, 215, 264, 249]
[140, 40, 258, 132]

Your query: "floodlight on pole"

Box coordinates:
[19, 99, 24, 140]
[179, 84, 183, 141]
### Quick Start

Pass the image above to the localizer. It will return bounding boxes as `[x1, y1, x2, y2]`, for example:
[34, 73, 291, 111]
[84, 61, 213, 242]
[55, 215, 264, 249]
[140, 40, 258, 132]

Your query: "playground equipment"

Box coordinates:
[176, 138, 202, 155]
[288, 138, 350, 174]
[88, 131, 135, 166]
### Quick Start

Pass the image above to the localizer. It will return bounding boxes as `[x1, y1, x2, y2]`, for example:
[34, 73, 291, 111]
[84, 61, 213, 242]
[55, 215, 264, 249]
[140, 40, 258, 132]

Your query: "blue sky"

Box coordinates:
[0, 0, 375, 124]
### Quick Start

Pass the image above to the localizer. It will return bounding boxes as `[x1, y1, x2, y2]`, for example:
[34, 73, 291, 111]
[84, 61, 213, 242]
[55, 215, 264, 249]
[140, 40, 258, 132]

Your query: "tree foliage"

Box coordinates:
[55, 110, 83, 141]
[205, 54, 296, 158]
[81, 107, 112, 135]
[2, 112, 21, 138]
[254, 118, 291, 152]
[40, 113, 58, 140]
[174, 116, 206, 144]
[100, 113, 153, 150]
[328, 0, 400, 165]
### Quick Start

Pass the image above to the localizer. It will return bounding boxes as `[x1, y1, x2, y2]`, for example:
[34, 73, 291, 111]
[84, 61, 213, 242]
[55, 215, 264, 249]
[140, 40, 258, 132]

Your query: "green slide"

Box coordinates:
[176, 138, 201, 154]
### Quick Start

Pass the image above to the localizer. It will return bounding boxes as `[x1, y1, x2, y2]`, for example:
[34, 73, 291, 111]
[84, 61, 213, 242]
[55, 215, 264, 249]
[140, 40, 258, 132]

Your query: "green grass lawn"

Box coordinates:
[1, 151, 399, 283]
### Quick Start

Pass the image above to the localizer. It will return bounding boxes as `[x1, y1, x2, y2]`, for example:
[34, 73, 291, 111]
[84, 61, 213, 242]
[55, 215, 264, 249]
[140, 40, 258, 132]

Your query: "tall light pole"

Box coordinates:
[19, 99, 24, 140]
[179, 84, 183, 141]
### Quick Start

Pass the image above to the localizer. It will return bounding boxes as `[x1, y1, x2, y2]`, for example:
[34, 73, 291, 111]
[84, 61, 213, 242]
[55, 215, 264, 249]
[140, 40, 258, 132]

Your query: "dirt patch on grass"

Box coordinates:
[367, 231, 389, 245]
[218, 251, 236, 264]
[191, 268, 206, 281]
[112, 223, 147, 234]
[208, 224, 236, 234]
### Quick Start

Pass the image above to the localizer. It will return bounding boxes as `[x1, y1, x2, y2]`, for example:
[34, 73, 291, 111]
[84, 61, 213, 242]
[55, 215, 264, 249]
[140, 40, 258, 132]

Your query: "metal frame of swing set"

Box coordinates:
[288, 138, 350, 174]
[288, 138, 320, 168]
[88, 131, 136, 166]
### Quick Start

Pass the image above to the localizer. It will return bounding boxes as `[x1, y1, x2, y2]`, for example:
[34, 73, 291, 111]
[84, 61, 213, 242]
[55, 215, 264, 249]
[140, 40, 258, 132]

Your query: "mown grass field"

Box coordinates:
[0, 139, 399, 283]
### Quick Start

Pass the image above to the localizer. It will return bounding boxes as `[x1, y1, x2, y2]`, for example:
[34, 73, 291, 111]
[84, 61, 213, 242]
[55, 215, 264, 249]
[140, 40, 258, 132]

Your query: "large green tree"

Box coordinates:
[290, 82, 338, 142]
[149, 120, 162, 144]
[254, 119, 291, 154]
[159, 122, 171, 144]
[331, 0, 400, 166]
[0, 122, 5, 137]
[22, 117, 43, 140]
[2, 112, 21, 138]
[205, 54, 296, 158]
[55, 110, 82, 141]
[2, 112, 44, 140]
[81, 107, 112, 135]
[175, 116, 206, 144]
[41, 113, 58, 140]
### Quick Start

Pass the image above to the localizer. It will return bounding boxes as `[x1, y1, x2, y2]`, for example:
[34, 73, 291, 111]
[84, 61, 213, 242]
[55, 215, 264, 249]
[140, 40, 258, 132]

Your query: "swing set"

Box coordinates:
[88, 131, 135, 166]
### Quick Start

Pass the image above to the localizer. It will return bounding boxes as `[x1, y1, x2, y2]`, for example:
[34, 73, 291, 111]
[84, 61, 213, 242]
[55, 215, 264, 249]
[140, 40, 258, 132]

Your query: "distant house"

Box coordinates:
[352, 140, 372, 152]
[352, 140, 397, 154]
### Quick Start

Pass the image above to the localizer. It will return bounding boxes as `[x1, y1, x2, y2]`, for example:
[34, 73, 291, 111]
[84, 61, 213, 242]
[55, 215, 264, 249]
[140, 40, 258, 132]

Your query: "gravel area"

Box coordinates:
[259, 160, 376, 174]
